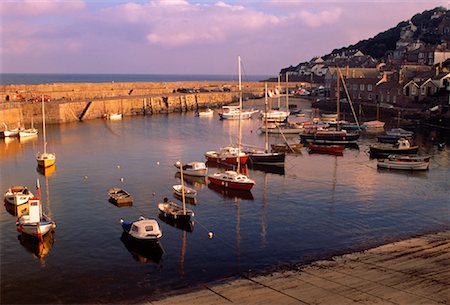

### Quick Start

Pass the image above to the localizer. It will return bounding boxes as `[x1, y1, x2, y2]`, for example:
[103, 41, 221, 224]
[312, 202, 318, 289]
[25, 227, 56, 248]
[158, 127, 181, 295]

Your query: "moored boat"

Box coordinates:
[385, 128, 414, 137]
[308, 143, 345, 153]
[16, 196, 56, 238]
[300, 130, 360, 144]
[370, 138, 419, 157]
[218, 106, 258, 120]
[36, 96, 56, 168]
[174, 161, 207, 177]
[120, 217, 162, 241]
[172, 184, 197, 199]
[270, 143, 303, 153]
[19, 128, 38, 138]
[208, 170, 255, 191]
[204, 146, 249, 165]
[196, 108, 214, 117]
[4, 186, 34, 206]
[158, 199, 194, 223]
[108, 188, 133, 205]
[377, 154, 431, 170]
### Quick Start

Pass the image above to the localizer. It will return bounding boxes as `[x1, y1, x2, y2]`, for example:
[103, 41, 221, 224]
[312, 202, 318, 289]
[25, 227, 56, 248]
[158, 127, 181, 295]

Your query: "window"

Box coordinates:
[421, 87, 426, 95]
[360, 84, 365, 91]
[368, 93, 372, 100]
[367, 84, 373, 91]
[145, 225, 154, 231]
[411, 86, 417, 95]
[353, 84, 357, 91]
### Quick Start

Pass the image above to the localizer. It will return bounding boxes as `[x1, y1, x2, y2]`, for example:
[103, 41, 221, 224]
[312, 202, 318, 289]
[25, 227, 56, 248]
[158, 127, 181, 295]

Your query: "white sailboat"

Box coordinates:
[36, 96, 56, 168]
[208, 56, 255, 191]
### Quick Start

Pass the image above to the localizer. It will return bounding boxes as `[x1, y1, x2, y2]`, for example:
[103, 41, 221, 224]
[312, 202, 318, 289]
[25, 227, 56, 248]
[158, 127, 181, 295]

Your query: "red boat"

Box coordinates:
[308, 143, 345, 153]
[204, 146, 249, 165]
[208, 171, 255, 191]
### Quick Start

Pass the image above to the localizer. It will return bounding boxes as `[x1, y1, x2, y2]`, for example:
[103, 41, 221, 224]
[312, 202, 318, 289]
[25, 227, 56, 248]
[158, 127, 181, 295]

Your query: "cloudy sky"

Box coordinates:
[1, 0, 447, 76]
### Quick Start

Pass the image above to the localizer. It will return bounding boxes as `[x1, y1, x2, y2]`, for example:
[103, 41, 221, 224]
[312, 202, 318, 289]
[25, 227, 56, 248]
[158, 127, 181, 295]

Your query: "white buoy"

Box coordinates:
[208, 232, 214, 239]
[156, 161, 160, 165]
[120, 177, 124, 182]
[117, 165, 120, 169]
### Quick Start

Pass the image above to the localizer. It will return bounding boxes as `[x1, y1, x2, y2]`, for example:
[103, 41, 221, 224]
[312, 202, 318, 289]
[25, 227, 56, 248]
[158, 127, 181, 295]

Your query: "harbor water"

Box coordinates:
[1, 100, 449, 304]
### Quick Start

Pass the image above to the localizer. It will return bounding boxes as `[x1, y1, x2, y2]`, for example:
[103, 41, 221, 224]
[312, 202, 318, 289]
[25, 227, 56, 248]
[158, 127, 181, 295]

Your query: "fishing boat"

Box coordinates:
[160, 161, 195, 222]
[196, 108, 214, 117]
[108, 188, 133, 205]
[386, 128, 414, 137]
[158, 198, 194, 222]
[104, 113, 123, 120]
[204, 146, 249, 165]
[174, 161, 207, 177]
[308, 143, 345, 153]
[120, 216, 162, 241]
[4, 186, 34, 206]
[300, 130, 360, 144]
[36, 96, 56, 168]
[271, 143, 303, 153]
[377, 134, 408, 144]
[218, 106, 258, 120]
[363, 120, 385, 129]
[19, 127, 38, 138]
[172, 184, 197, 199]
[208, 170, 255, 191]
[1, 123, 22, 137]
[260, 109, 289, 122]
[248, 83, 286, 165]
[370, 138, 419, 157]
[377, 154, 431, 170]
[258, 122, 304, 134]
[16, 181, 56, 238]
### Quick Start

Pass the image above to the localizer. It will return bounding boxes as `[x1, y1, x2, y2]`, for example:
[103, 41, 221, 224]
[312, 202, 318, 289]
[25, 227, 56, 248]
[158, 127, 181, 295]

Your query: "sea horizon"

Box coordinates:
[0, 73, 273, 85]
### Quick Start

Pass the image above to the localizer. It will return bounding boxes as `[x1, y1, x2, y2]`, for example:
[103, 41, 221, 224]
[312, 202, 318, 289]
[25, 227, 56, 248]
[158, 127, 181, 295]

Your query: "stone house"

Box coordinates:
[324, 67, 380, 98]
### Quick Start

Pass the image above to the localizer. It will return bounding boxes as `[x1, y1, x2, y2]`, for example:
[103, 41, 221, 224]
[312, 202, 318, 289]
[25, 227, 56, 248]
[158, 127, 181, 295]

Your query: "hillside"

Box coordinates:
[284, 6, 450, 72]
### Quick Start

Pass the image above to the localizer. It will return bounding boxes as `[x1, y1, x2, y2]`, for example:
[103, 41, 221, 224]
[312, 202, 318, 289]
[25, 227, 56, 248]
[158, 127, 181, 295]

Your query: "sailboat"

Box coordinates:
[16, 179, 56, 238]
[260, 74, 289, 122]
[247, 83, 286, 165]
[208, 56, 255, 191]
[158, 160, 194, 223]
[36, 96, 56, 168]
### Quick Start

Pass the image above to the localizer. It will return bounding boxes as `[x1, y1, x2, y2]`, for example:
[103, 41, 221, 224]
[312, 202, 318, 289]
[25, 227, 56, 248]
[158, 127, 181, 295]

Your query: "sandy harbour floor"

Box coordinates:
[144, 231, 449, 305]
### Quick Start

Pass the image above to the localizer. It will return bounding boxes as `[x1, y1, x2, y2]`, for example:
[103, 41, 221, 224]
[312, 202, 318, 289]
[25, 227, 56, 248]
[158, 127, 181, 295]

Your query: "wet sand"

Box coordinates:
[146, 231, 449, 304]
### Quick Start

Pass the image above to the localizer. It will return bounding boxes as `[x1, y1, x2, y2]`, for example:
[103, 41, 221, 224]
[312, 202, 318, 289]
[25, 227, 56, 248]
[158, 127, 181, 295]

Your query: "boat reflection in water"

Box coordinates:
[174, 172, 207, 189]
[36, 164, 56, 177]
[120, 232, 164, 265]
[4, 201, 29, 217]
[158, 214, 194, 233]
[207, 182, 254, 201]
[205, 161, 249, 175]
[248, 163, 285, 175]
[18, 231, 55, 263]
[173, 192, 197, 205]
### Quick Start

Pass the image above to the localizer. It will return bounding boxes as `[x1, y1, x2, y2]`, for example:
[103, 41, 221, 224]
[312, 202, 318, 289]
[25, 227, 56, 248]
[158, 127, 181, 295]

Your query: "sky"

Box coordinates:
[0, 0, 448, 76]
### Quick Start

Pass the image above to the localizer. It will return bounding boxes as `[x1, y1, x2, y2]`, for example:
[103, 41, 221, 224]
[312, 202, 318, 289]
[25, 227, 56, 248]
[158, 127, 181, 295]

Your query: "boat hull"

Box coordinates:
[208, 176, 254, 191]
[300, 132, 360, 144]
[377, 160, 429, 170]
[17, 215, 55, 237]
[248, 152, 286, 165]
[37, 154, 56, 168]
[308, 143, 345, 153]
[205, 154, 249, 165]
[369, 146, 419, 157]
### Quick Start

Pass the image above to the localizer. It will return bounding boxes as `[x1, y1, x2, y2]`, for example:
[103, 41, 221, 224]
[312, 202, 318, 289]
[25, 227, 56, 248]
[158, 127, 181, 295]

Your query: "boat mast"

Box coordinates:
[285, 73, 289, 112]
[179, 160, 186, 215]
[41, 95, 47, 154]
[277, 73, 281, 109]
[264, 82, 269, 153]
[337, 67, 360, 129]
[336, 69, 340, 124]
[237, 55, 242, 173]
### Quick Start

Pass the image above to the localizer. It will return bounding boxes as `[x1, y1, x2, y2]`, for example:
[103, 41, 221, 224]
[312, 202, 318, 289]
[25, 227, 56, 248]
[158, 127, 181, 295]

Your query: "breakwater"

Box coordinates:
[0, 81, 289, 126]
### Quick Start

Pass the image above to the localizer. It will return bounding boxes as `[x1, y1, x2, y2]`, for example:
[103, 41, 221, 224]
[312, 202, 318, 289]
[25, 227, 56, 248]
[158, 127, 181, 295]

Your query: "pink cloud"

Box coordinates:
[0, 0, 85, 17]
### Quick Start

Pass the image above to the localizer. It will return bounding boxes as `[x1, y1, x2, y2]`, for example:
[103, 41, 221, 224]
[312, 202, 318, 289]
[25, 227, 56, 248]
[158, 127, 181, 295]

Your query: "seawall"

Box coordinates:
[0, 81, 293, 126]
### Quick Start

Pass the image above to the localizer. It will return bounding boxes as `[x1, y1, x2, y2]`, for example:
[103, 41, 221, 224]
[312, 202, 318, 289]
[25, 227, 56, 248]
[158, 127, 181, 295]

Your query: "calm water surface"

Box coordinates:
[1, 102, 449, 304]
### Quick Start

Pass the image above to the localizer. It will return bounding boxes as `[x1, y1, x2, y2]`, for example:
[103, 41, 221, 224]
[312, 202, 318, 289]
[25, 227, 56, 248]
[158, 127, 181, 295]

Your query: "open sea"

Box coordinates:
[0, 73, 272, 85]
[1, 98, 449, 304]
